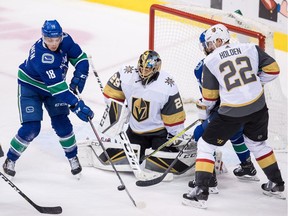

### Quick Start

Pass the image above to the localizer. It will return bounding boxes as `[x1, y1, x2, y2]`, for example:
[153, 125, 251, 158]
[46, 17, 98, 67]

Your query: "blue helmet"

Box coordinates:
[199, 30, 207, 50]
[42, 20, 63, 38]
[199, 30, 210, 55]
[199, 30, 206, 44]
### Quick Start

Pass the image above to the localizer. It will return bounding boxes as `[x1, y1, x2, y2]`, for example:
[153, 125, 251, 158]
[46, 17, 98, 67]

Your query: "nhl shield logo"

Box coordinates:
[132, 97, 150, 122]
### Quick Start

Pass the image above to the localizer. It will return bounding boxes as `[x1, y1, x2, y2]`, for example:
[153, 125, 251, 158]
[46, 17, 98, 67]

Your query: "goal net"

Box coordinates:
[149, 4, 287, 151]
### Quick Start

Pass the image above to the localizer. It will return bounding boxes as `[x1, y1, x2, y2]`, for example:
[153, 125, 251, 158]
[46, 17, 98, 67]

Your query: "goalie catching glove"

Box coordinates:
[70, 100, 94, 122]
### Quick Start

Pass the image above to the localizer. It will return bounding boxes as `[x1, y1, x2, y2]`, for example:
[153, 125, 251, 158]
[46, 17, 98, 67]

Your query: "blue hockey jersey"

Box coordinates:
[18, 33, 89, 106]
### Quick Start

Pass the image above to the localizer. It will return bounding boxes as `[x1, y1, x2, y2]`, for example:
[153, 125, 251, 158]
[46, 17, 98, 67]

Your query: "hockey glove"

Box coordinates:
[196, 99, 210, 121]
[70, 70, 88, 93]
[70, 100, 94, 122]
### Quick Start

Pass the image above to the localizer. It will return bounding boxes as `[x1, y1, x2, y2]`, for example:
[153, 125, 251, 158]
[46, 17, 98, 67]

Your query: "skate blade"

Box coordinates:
[182, 198, 207, 209]
[188, 187, 219, 194]
[73, 173, 82, 180]
[163, 173, 173, 182]
[135, 171, 173, 182]
[5, 174, 14, 181]
[263, 191, 286, 200]
[236, 175, 260, 182]
[209, 187, 219, 194]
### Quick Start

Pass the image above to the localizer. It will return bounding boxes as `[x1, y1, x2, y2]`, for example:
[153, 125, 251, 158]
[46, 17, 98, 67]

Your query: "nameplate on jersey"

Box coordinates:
[42, 53, 54, 64]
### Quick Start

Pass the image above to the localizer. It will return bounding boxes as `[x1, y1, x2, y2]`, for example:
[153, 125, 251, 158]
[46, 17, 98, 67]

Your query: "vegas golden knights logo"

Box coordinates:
[132, 97, 150, 122]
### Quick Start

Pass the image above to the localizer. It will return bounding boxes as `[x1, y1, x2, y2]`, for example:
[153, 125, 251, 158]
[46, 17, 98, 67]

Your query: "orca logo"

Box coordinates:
[26, 106, 34, 113]
[42, 53, 54, 64]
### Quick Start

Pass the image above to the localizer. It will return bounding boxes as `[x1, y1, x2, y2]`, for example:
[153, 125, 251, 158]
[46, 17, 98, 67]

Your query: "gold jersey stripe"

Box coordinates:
[162, 111, 186, 126]
[103, 85, 125, 101]
[202, 88, 219, 101]
[262, 62, 280, 74]
[195, 159, 214, 173]
[256, 151, 277, 169]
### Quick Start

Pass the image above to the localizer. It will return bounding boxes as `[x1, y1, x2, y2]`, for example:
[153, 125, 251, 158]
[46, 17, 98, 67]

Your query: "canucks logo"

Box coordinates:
[42, 53, 54, 64]
[132, 97, 150, 122]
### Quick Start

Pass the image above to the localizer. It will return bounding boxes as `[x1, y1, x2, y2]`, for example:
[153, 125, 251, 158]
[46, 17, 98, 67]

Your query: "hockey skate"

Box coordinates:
[188, 173, 219, 194]
[3, 158, 16, 178]
[68, 156, 82, 179]
[182, 186, 209, 209]
[262, 181, 286, 200]
[233, 160, 259, 181]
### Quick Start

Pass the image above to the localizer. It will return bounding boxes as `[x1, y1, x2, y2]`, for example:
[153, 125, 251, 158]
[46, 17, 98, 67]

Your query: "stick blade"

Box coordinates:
[36, 206, 62, 214]
[136, 176, 164, 187]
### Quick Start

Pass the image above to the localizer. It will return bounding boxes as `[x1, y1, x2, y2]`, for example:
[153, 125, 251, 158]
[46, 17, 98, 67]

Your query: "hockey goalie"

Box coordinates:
[77, 50, 227, 183]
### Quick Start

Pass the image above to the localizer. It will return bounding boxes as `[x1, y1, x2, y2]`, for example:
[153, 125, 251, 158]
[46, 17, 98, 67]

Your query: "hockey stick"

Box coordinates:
[74, 90, 140, 207]
[136, 138, 196, 187]
[140, 119, 200, 162]
[88, 55, 104, 94]
[88, 118, 146, 208]
[0, 171, 62, 214]
[0, 143, 4, 157]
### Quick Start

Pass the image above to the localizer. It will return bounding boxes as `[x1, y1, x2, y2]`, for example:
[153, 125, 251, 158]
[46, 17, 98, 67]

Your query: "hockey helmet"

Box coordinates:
[199, 30, 211, 56]
[42, 20, 63, 38]
[205, 24, 230, 48]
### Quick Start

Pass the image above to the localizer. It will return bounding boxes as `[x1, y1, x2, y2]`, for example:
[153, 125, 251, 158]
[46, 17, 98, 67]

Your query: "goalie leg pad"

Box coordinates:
[77, 139, 140, 172]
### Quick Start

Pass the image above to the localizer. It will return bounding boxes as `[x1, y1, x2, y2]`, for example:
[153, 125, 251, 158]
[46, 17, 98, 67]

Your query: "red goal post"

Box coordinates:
[148, 4, 287, 151]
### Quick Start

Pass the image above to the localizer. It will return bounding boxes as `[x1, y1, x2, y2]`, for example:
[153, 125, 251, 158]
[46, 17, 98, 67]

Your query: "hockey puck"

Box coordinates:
[117, 185, 125, 191]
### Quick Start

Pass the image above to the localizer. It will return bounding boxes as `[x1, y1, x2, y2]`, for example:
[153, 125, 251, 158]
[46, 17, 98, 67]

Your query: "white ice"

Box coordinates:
[0, 0, 287, 215]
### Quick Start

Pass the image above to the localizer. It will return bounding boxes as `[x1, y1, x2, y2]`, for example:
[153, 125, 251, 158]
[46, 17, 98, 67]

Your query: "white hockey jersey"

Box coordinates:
[103, 65, 186, 135]
[202, 43, 279, 117]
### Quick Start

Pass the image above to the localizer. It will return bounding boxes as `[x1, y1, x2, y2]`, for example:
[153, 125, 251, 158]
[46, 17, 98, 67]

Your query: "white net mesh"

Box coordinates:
[150, 4, 287, 150]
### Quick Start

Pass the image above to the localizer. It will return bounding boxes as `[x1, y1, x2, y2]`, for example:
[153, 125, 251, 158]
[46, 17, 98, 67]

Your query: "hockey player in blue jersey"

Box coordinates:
[2, 20, 94, 178]
[188, 30, 259, 191]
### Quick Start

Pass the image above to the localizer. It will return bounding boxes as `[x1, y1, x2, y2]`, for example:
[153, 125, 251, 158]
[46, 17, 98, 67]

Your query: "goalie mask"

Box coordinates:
[137, 50, 161, 86]
[205, 24, 230, 51]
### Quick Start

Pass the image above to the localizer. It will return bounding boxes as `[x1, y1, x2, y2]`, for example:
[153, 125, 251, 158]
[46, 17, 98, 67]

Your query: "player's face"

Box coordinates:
[206, 41, 216, 51]
[205, 44, 214, 54]
[43, 36, 62, 51]
[139, 67, 153, 78]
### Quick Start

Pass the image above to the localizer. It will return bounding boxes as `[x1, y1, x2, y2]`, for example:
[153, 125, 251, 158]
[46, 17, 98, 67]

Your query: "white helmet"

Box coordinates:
[205, 24, 230, 46]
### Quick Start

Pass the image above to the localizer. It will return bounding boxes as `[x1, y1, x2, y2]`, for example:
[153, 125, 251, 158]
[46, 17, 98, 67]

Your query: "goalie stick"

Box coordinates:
[118, 131, 173, 181]
[140, 119, 200, 162]
[0, 171, 62, 214]
[88, 55, 105, 94]
[136, 138, 195, 187]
